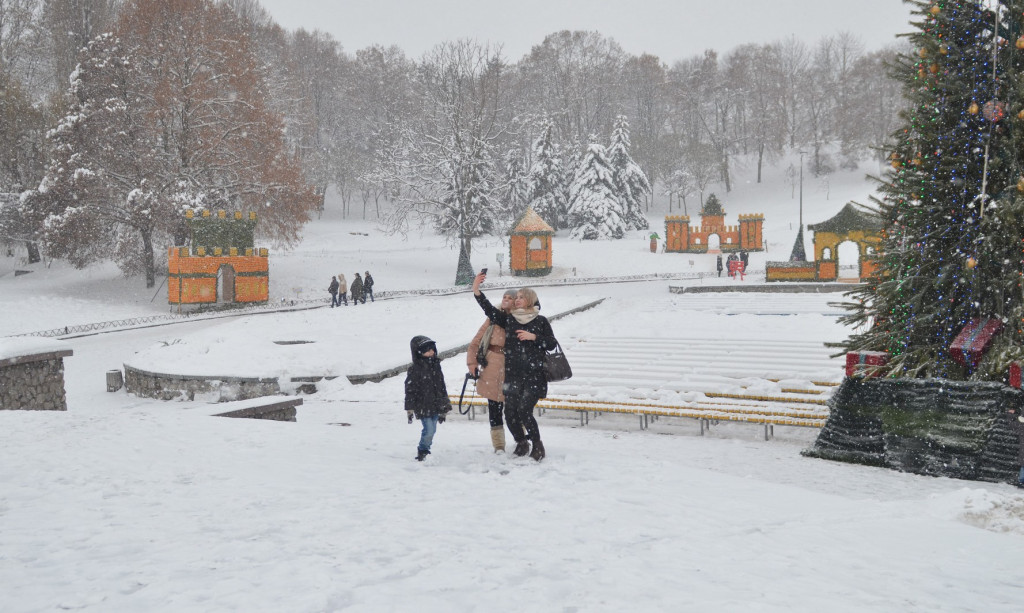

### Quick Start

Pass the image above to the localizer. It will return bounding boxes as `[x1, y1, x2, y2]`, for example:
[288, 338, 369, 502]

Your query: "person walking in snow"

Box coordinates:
[472, 272, 557, 461]
[351, 273, 365, 305]
[364, 271, 375, 302]
[1007, 406, 1024, 487]
[716, 254, 723, 277]
[467, 288, 518, 453]
[328, 276, 340, 307]
[405, 335, 452, 461]
[337, 273, 348, 306]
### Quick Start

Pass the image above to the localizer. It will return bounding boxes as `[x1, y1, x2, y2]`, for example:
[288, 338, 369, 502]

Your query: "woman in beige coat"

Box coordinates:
[467, 289, 517, 452]
[336, 273, 348, 306]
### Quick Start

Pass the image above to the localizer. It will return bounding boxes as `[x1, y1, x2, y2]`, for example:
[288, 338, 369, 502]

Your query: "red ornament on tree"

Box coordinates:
[982, 100, 1006, 122]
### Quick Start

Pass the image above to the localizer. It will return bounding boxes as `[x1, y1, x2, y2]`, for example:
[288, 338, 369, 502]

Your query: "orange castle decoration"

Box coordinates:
[168, 209, 269, 305]
[664, 194, 764, 253]
[509, 206, 554, 276]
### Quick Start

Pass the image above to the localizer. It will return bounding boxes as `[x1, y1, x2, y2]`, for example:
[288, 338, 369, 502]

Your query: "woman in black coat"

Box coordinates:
[472, 272, 557, 461]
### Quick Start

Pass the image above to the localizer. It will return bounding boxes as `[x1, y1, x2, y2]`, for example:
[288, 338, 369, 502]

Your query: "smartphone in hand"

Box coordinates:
[480, 268, 488, 275]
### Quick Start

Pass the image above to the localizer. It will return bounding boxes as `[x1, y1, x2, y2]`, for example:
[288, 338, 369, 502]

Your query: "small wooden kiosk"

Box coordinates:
[510, 206, 554, 277]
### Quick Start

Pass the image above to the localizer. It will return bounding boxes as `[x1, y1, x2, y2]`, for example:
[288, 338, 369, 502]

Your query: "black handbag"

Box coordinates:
[544, 341, 573, 382]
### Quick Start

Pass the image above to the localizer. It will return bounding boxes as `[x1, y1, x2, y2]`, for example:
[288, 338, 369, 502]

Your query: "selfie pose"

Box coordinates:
[471, 271, 557, 461]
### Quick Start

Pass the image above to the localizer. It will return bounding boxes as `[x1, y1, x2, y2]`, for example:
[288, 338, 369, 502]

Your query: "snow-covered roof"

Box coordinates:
[808, 202, 883, 234]
[511, 206, 554, 235]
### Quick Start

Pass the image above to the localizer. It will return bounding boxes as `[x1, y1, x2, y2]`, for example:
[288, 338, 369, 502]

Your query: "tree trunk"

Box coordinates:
[142, 228, 156, 288]
[721, 151, 731, 193]
[757, 143, 764, 184]
[26, 240, 40, 264]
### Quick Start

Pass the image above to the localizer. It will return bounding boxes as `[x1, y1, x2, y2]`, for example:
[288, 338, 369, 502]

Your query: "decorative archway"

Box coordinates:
[707, 234, 721, 252]
[807, 202, 883, 282]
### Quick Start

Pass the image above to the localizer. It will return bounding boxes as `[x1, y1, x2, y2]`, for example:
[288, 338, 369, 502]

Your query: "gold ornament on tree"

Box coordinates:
[968, 102, 980, 115]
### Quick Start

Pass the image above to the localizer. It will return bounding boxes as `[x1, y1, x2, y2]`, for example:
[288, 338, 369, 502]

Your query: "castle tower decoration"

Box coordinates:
[168, 209, 269, 305]
[664, 194, 764, 253]
[509, 206, 554, 277]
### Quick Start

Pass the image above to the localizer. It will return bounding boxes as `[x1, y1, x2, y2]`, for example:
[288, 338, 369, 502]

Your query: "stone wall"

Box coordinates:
[124, 365, 280, 401]
[804, 378, 1023, 484]
[0, 351, 73, 411]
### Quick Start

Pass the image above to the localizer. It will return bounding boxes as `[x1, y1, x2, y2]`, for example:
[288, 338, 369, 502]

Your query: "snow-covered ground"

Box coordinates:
[3, 157, 1024, 612]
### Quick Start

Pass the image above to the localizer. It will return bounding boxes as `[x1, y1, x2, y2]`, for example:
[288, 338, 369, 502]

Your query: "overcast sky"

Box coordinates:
[255, 0, 915, 62]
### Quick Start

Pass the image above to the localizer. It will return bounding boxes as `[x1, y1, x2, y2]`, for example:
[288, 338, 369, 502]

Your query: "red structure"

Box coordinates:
[168, 210, 269, 305]
[665, 194, 763, 253]
[509, 206, 554, 277]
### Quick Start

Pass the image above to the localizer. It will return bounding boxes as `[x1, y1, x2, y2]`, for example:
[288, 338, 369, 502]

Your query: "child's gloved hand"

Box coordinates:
[407, 411, 414, 424]
[438, 413, 446, 424]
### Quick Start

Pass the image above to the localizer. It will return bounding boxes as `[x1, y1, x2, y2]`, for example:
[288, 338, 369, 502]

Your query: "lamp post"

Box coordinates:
[799, 150, 806, 232]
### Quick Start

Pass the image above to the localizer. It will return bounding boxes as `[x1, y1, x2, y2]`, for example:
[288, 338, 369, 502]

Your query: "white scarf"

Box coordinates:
[511, 306, 539, 324]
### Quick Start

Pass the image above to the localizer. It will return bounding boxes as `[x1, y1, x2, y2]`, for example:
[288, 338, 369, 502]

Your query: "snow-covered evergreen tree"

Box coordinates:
[501, 148, 530, 228]
[525, 121, 567, 229]
[608, 115, 651, 230]
[567, 143, 626, 240]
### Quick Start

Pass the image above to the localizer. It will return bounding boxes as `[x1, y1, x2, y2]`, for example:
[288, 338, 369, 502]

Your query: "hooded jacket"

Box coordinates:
[337, 274, 348, 294]
[351, 274, 364, 301]
[404, 335, 452, 418]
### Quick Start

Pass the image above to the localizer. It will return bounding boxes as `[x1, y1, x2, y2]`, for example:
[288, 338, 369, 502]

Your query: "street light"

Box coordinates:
[789, 151, 809, 262]
[799, 151, 807, 231]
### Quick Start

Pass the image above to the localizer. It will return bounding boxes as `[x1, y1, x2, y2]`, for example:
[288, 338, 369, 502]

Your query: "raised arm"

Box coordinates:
[472, 272, 506, 325]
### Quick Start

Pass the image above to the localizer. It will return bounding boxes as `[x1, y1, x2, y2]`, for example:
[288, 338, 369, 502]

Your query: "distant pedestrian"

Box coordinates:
[716, 254, 723, 277]
[364, 271, 375, 302]
[405, 335, 452, 461]
[740, 251, 749, 268]
[328, 276, 340, 307]
[337, 273, 349, 306]
[351, 273, 365, 305]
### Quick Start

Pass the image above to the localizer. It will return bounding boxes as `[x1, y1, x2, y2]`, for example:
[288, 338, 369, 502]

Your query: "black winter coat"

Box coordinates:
[404, 335, 452, 418]
[328, 278, 339, 295]
[475, 292, 556, 398]
[365, 274, 374, 290]
[351, 276, 364, 300]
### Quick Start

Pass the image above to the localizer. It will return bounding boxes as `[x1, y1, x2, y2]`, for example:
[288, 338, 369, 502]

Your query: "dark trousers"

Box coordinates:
[330, 293, 339, 307]
[504, 387, 543, 443]
[339, 292, 348, 305]
[366, 288, 374, 302]
[488, 399, 504, 428]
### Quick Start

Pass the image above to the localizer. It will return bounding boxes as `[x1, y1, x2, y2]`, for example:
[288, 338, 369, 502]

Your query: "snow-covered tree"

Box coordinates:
[608, 115, 651, 230]
[380, 40, 512, 284]
[525, 121, 567, 229]
[567, 143, 626, 240]
[500, 148, 530, 227]
[22, 0, 317, 287]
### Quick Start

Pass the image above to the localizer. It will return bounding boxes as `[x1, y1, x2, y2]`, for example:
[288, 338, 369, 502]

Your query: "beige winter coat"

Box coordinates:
[337, 274, 348, 294]
[467, 319, 506, 402]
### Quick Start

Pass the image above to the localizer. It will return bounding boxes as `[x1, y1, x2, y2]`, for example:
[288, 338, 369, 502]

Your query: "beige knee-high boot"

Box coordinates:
[490, 426, 506, 452]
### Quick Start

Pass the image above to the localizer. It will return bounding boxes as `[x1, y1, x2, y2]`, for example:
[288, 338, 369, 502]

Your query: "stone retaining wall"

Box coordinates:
[804, 377, 1023, 484]
[0, 350, 73, 411]
[124, 365, 280, 401]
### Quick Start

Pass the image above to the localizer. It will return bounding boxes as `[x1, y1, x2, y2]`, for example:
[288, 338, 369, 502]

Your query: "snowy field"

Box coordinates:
[4, 159, 1024, 611]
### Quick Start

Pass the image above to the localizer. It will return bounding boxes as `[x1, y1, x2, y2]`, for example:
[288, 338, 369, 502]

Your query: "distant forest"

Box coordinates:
[0, 0, 904, 284]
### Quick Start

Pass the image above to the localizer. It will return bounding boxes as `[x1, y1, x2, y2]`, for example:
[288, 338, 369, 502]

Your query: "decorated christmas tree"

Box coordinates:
[841, 0, 1024, 380]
